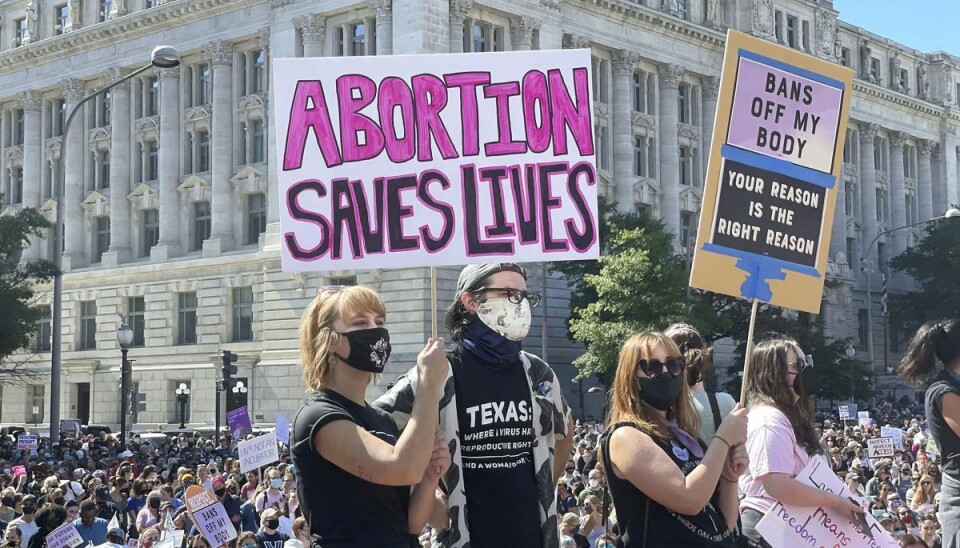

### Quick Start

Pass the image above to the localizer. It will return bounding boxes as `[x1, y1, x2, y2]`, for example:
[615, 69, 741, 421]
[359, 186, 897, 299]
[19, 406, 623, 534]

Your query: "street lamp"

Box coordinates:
[860, 208, 960, 373]
[586, 386, 606, 420]
[49, 46, 181, 445]
[116, 320, 134, 448]
[232, 381, 248, 399]
[845, 343, 856, 402]
[175, 383, 191, 430]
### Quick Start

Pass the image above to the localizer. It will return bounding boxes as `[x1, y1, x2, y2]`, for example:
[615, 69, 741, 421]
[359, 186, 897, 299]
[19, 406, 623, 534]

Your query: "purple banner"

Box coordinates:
[727, 56, 843, 173]
[226, 406, 253, 438]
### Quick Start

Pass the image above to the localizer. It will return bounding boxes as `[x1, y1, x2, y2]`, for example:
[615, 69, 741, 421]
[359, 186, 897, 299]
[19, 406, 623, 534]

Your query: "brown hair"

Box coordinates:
[899, 319, 960, 386]
[745, 338, 820, 455]
[664, 323, 714, 387]
[298, 286, 387, 392]
[606, 332, 700, 443]
[913, 474, 936, 507]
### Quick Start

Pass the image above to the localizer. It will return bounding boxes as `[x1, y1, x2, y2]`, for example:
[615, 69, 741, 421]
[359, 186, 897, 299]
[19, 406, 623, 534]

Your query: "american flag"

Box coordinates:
[880, 274, 888, 316]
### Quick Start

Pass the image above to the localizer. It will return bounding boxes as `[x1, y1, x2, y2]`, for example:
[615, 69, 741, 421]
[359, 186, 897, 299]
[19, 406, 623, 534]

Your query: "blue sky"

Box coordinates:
[834, 0, 959, 55]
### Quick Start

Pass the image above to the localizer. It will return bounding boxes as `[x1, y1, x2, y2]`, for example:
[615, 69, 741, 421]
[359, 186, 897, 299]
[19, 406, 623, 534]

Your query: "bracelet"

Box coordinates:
[712, 435, 732, 451]
[721, 475, 739, 483]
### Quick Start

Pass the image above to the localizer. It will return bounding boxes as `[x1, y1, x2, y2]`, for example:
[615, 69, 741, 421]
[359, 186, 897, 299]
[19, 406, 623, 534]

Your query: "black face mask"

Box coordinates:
[21, 506, 36, 515]
[638, 373, 685, 411]
[53, 498, 65, 506]
[1, 497, 13, 508]
[793, 364, 820, 397]
[214, 488, 226, 498]
[264, 519, 279, 530]
[149, 499, 161, 510]
[336, 328, 391, 373]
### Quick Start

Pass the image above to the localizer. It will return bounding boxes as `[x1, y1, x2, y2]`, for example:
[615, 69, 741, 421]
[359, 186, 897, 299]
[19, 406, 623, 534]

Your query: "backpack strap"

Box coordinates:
[707, 392, 723, 434]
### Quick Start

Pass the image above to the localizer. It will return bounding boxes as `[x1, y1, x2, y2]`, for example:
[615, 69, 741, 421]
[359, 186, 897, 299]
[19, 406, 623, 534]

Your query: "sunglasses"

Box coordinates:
[922, 482, 932, 486]
[479, 287, 542, 307]
[637, 357, 686, 379]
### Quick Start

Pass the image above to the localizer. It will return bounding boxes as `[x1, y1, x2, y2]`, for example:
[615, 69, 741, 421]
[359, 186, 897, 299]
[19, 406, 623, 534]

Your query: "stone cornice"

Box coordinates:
[570, 0, 725, 51]
[852, 80, 949, 118]
[0, 0, 259, 71]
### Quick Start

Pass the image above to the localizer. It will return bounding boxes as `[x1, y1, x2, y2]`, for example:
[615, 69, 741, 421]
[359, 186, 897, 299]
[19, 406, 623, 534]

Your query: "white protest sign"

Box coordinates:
[238, 432, 280, 473]
[183, 486, 238, 548]
[857, 411, 871, 427]
[880, 427, 904, 451]
[17, 435, 38, 450]
[867, 438, 896, 459]
[756, 455, 897, 548]
[838, 405, 849, 420]
[273, 50, 600, 272]
[46, 523, 84, 548]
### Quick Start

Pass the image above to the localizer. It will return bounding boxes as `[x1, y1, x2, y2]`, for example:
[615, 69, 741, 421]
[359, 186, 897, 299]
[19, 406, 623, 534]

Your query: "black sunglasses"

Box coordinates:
[479, 287, 542, 307]
[637, 357, 686, 379]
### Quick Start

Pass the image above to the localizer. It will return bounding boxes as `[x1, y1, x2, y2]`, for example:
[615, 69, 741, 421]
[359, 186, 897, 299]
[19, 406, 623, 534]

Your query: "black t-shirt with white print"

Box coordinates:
[254, 530, 290, 548]
[451, 345, 542, 548]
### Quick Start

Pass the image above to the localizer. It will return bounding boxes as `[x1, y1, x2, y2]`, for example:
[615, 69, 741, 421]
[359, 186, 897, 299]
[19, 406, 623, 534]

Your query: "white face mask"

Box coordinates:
[477, 297, 531, 341]
[588, 479, 600, 489]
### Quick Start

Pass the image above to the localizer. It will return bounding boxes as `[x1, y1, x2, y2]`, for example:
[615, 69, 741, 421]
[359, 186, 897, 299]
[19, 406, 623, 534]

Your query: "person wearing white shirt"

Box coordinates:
[8, 496, 39, 548]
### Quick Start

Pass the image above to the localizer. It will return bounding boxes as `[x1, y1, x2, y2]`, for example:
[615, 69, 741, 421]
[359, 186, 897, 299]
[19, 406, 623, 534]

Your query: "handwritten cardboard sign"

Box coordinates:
[838, 405, 849, 420]
[867, 438, 896, 459]
[690, 30, 854, 313]
[183, 485, 237, 548]
[756, 455, 897, 548]
[272, 50, 599, 271]
[880, 427, 904, 451]
[46, 523, 84, 548]
[238, 432, 279, 473]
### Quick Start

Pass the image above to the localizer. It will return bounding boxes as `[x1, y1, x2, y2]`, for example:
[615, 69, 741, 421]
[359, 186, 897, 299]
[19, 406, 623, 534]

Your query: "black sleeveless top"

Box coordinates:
[926, 369, 960, 479]
[601, 422, 735, 548]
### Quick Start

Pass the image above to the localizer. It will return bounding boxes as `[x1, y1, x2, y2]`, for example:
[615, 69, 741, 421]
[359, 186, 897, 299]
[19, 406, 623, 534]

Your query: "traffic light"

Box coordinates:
[221, 350, 238, 390]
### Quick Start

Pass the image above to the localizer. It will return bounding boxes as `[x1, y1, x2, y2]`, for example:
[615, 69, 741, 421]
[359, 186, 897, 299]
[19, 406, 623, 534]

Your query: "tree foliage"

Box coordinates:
[890, 214, 960, 334]
[0, 200, 58, 382]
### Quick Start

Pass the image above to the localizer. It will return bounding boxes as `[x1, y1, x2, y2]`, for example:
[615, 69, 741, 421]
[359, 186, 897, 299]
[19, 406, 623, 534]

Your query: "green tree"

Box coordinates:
[890, 213, 960, 334]
[0, 199, 58, 381]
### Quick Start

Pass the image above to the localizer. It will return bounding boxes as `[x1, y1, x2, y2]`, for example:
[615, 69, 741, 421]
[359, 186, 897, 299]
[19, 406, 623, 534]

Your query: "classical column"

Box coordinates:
[658, 64, 683, 238]
[509, 16, 539, 51]
[858, 123, 879, 262]
[294, 15, 325, 57]
[448, 0, 472, 53]
[62, 79, 87, 270]
[20, 91, 42, 261]
[612, 50, 637, 213]
[944, 129, 959, 207]
[702, 75, 720, 176]
[888, 132, 907, 256]
[204, 41, 235, 255]
[103, 68, 132, 266]
[153, 65, 182, 261]
[917, 139, 934, 222]
[369, 0, 392, 55]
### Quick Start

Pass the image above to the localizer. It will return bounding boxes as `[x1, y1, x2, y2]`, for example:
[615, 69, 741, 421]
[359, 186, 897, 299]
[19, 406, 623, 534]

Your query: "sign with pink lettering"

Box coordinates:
[273, 50, 599, 271]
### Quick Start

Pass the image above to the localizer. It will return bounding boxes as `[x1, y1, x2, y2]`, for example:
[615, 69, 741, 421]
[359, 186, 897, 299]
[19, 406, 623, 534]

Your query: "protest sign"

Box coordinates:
[183, 485, 238, 548]
[858, 411, 871, 427]
[60, 419, 81, 438]
[17, 435, 38, 450]
[868, 438, 896, 459]
[272, 50, 600, 272]
[689, 30, 854, 313]
[838, 405, 849, 420]
[880, 427, 904, 451]
[226, 406, 253, 438]
[275, 413, 290, 444]
[756, 455, 897, 547]
[46, 522, 84, 548]
[238, 432, 279, 473]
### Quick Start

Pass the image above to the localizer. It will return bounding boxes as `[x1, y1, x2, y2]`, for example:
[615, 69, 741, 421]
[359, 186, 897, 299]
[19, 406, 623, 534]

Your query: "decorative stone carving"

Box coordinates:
[860, 40, 873, 81]
[705, 0, 723, 30]
[159, 66, 180, 80]
[703, 75, 720, 101]
[368, 0, 391, 24]
[67, 0, 81, 30]
[751, 0, 775, 39]
[449, 0, 473, 22]
[293, 14, 325, 43]
[106, 67, 131, 90]
[891, 53, 903, 92]
[206, 40, 232, 66]
[858, 123, 879, 143]
[539, 0, 561, 11]
[889, 131, 905, 151]
[612, 50, 638, 76]
[18, 90, 41, 112]
[815, 8, 837, 60]
[658, 63, 683, 89]
[509, 16, 540, 47]
[563, 34, 590, 50]
[109, 0, 127, 20]
[661, 0, 680, 17]
[269, 0, 292, 9]
[61, 78, 85, 102]
[942, 64, 953, 103]
[24, 1, 38, 44]
[917, 64, 928, 99]
[631, 112, 656, 129]
[918, 138, 933, 158]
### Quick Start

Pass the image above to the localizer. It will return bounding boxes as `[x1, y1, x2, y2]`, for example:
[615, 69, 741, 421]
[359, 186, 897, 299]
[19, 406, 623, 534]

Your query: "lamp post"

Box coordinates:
[232, 381, 248, 406]
[116, 320, 134, 448]
[49, 46, 180, 445]
[845, 343, 856, 402]
[175, 383, 191, 430]
[586, 386, 606, 421]
[860, 208, 960, 372]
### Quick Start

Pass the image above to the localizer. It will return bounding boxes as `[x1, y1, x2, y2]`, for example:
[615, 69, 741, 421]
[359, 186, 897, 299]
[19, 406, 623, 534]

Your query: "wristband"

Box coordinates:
[721, 475, 739, 483]
[712, 435, 732, 450]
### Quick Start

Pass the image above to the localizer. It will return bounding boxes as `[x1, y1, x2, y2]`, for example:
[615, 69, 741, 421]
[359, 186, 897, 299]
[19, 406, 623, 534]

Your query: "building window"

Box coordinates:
[145, 77, 159, 117]
[94, 216, 110, 263]
[845, 182, 857, 217]
[98, 151, 110, 190]
[15, 18, 27, 47]
[785, 15, 798, 48]
[29, 385, 44, 424]
[232, 287, 254, 342]
[591, 57, 609, 105]
[877, 241, 887, 271]
[596, 126, 609, 171]
[840, 48, 851, 67]
[177, 292, 197, 345]
[127, 297, 145, 347]
[79, 301, 97, 350]
[241, 49, 267, 95]
[633, 137, 646, 177]
[33, 306, 52, 353]
[145, 141, 158, 182]
[680, 146, 697, 186]
[463, 21, 503, 53]
[774, 10, 783, 43]
[55, 4, 68, 35]
[801, 20, 810, 52]
[632, 71, 656, 115]
[99, 0, 111, 22]
[677, 83, 699, 125]
[876, 189, 886, 223]
[96, 92, 111, 128]
[676, 0, 687, 19]
[142, 209, 159, 257]
[328, 275, 357, 286]
[252, 119, 265, 163]
[858, 308, 868, 349]
[197, 63, 211, 106]
[50, 99, 66, 138]
[12, 109, 25, 145]
[146, 0, 158, 7]
[870, 58, 881, 83]
[899, 69, 909, 93]
[846, 238, 857, 269]
[193, 201, 211, 251]
[246, 193, 267, 245]
[197, 130, 210, 172]
[10, 167, 23, 204]
[680, 211, 694, 249]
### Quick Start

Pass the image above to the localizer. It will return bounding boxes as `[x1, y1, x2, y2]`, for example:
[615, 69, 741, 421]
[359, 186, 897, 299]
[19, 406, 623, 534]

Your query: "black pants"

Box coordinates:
[738, 508, 773, 548]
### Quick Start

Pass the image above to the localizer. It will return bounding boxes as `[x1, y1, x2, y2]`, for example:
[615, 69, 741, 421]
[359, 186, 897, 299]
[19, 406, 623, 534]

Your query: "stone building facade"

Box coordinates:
[0, 0, 957, 429]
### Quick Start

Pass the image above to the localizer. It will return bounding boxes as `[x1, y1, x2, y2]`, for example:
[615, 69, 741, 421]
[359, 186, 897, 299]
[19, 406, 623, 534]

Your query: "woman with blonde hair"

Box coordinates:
[599, 331, 747, 546]
[911, 474, 937, 514]
[739, 338, 864, 545]
[291, 285, 451, 547]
